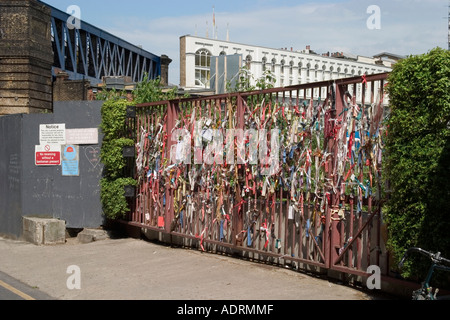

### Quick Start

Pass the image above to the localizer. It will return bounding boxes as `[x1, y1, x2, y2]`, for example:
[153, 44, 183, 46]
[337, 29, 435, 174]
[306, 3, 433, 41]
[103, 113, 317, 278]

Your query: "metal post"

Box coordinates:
[328, 82, 344, 269]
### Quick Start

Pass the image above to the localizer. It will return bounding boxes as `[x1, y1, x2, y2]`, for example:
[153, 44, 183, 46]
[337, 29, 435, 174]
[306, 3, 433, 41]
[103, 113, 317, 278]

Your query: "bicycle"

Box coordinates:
[398, 247, 450, 300]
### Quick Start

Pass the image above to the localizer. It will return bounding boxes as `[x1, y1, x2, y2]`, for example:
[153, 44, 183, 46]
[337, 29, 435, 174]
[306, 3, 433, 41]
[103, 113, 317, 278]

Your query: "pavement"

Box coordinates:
[0, 230, 388, 301]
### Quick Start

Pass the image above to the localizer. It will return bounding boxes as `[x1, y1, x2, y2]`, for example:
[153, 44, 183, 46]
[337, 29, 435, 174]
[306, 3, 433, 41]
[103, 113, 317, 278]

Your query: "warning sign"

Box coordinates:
[35, 145, 61, 166]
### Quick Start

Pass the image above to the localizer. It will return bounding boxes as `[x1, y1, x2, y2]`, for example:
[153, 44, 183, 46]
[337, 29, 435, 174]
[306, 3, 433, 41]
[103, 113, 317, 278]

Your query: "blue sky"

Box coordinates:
[42, 0, 449, 85]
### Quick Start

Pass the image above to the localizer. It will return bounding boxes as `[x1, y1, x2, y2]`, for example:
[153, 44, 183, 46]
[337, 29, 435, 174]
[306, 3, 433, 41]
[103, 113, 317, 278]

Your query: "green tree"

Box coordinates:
[133, 75, 177, 104]
[227, 67, 276, 93]
[384, 47, 450, 281]
[95, 87, 128, 101]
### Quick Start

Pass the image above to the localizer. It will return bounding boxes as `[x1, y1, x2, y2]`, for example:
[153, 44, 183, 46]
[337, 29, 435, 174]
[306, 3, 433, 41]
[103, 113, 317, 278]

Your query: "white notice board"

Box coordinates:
[39, 124, 66, 145]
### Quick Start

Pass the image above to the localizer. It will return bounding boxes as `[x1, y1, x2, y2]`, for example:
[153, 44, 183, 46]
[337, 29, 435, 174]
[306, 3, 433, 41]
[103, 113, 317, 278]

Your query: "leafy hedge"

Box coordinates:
[100, 99, 137, 219]
[384, 47, 450, 280]
[98, 76, 177, 220]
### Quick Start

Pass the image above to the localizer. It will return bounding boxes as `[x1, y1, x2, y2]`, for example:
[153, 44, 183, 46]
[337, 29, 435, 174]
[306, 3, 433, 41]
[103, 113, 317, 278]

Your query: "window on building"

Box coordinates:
[298, 62, 303, 84]
[262, 57, 267, 71]
[272, 58, 276, 73]
[246, 55, 252, 69]
[290, 61, 294, 76]
[195, 49, 211, 88]
[244, 55, 253, 85]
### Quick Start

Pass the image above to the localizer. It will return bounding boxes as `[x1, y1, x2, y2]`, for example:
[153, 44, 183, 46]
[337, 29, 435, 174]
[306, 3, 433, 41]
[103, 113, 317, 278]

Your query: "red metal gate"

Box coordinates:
[125, 73, 391, 281]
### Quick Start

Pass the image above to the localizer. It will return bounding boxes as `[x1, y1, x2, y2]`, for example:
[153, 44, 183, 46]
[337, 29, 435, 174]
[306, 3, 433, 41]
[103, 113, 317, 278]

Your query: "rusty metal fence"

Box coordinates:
[123, 73, 392, 281]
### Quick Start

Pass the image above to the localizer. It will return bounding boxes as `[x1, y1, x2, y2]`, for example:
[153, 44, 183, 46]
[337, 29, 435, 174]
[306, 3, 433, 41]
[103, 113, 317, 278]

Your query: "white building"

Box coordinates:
[180, 35, 394, 93]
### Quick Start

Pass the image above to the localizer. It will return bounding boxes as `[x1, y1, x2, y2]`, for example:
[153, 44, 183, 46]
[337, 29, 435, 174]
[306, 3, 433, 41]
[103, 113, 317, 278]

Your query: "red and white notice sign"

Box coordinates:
[35, 144, 61, 166]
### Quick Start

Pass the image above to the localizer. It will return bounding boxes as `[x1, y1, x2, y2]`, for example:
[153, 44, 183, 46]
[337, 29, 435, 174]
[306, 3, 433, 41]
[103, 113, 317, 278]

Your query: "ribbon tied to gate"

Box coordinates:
[259, 219, 271, 249]
[362, 74, 368, 88]
[132, 82, 387, 253]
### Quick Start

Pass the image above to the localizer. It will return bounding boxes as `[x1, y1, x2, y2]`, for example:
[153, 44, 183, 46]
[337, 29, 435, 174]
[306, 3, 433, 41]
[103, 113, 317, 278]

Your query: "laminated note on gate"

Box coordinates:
[158, 216, 165, 228]
[288, 205, 294, 220]
[202, 129, 213, 142]
[176, 141, 185, 162]
[262, 178, 268, 197]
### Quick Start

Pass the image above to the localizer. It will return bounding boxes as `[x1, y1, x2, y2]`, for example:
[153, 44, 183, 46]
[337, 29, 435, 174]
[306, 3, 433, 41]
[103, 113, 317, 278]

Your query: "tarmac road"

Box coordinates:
[0, 234, 383, 301]
[0, 270, 53, 300]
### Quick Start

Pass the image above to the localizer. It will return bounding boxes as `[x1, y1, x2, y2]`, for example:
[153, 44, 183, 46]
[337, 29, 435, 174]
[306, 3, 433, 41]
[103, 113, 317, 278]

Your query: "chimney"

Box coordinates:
[160, 54, 172, 87]
[306, 45, 311, 50]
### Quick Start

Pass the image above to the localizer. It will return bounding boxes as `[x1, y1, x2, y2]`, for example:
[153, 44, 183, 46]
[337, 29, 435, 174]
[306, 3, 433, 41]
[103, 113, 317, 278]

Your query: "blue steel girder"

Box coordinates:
[46, 3, 161, 84]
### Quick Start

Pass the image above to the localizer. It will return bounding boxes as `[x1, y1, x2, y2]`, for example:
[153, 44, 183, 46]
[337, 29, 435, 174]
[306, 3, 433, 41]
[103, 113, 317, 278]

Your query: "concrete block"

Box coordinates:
[23, 217, 44, 245]
[77, 229, 108, 244]
[23, 217, 66, 246]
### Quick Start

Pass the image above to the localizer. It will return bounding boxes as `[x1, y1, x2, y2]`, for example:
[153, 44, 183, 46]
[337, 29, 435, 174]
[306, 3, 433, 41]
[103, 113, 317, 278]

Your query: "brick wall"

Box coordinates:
[53, 72, 90, 102]
[0, 0, 53, 115]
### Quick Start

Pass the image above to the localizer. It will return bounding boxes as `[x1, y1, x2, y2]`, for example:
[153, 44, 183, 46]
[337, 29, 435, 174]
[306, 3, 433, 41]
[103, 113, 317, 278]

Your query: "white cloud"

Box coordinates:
[104, 0, 448, 86]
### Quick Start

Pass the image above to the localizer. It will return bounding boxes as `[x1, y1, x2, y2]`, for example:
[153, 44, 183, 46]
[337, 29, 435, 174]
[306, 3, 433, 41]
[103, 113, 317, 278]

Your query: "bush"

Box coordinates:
[99, 76, 177, 220]
[100, 177, 137, 220]
[100, 99, 136, 219]
[384, 47, 450, 281]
